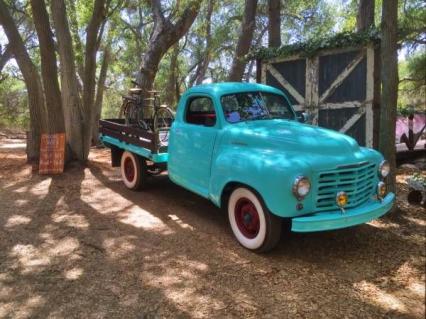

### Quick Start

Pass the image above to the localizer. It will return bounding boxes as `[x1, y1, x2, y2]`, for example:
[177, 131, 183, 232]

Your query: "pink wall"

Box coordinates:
[395, 114, 425, 143]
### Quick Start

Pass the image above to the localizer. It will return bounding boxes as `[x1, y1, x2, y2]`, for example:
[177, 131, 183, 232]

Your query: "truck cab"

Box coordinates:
[100, 82, 395, 252]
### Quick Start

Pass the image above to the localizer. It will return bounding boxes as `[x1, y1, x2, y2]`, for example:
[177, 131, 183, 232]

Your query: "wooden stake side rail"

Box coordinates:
[99, 119, 157, 152]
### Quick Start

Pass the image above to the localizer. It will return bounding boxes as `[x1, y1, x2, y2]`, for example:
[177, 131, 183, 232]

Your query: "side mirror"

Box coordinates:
[297, 112, 308, 123]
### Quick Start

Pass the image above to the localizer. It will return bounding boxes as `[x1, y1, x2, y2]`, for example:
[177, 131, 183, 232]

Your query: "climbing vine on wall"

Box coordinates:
[249, 27, 381, 60]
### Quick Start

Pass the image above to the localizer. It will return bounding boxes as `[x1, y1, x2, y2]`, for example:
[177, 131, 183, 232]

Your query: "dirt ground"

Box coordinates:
[0, 135, 425, 319]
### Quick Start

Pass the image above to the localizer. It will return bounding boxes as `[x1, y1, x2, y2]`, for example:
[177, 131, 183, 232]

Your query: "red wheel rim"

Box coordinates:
[235, 198, 260, 239]
[124, 157, 135, 181]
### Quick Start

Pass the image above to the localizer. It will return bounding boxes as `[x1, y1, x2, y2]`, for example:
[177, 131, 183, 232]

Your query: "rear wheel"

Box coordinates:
[120, 151, 147, 190]
[153, 106, 174, 130]
[228, 187, 282, 252]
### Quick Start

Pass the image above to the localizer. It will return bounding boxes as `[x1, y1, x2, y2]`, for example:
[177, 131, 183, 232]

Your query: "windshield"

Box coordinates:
[221, 92, 295, 123]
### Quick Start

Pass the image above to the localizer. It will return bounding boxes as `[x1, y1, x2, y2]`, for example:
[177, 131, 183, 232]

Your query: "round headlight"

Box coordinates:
[292, 176, 311, 200]
[379, 160, 390, 178]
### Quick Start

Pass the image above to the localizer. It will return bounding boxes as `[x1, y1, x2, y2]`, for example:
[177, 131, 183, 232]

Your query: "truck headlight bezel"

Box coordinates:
[292, 176, 311, 200]
[379, 160, 390, 178]
[377, 181, 386, 199]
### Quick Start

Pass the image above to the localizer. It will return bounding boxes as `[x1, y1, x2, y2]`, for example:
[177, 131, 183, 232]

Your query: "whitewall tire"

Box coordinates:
[120, 151, 147, 190]
[228, 187, 282, 252]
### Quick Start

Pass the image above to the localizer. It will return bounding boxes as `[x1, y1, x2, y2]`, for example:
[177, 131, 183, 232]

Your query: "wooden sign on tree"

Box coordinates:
[39, 133, 65, 174]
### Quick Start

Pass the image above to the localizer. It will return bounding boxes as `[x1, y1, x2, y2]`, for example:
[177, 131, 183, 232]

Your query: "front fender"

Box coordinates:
[209, 145, 316, 217]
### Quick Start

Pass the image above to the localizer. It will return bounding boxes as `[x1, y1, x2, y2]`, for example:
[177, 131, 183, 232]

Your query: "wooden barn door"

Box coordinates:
[261, 45, 375, 147]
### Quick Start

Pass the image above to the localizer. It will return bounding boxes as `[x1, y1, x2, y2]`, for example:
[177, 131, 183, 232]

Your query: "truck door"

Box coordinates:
[168, 95, 218, 197]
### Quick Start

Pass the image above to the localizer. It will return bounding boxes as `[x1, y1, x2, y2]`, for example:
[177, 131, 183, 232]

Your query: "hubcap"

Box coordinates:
[235, 198, 260, 239]
[124, 157, 135, 181]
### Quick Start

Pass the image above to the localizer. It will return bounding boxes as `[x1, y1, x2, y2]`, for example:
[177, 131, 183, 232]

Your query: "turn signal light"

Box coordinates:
[336, 191, 348, 207]
[377, 182, 386, 199]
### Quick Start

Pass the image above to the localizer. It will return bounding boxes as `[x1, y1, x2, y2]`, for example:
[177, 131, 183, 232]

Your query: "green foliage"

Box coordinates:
[398, 51, 426, 111]
[249, 27, 381, 60]
[101, 88, 123, 118]
[0, 76, 29, 128]
[1, 0, 424, 131]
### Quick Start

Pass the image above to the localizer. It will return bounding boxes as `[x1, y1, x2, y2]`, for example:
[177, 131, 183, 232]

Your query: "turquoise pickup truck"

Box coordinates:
[100, 82, 394, 252]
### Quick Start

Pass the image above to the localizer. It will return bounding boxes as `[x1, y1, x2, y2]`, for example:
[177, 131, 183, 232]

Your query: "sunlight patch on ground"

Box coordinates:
[79, 169, 174, 235]
[168, 214, 194, 230]
[103, 236, 138, 259]
[0, 143, 26, 149]
[354, 261, 426, 317]
[9, 237, 81, 274]
[403, 216, 426, 227]
[140, 257, 223, 317]
[408, 282, 425, 298]
[9, 244, 51, 274]
[47, 237, 80, 257]
[29, 178, 52, 196]
[14, 199, 29, 207]
[120, 206, 171, 232]
[52, 211, 89, 229]
[64, 267, 83, 280]
[355, 281, 407, 313]
[5, 215, 31, 228]
[9, 295, 45, 319]
[368, 219, 400, 229]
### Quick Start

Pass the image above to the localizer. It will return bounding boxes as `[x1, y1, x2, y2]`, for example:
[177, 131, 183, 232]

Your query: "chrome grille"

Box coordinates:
[315, 161, 377, 211]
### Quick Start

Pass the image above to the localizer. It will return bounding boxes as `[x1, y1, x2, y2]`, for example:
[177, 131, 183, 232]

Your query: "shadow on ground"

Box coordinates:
[0, 141, 424, 318]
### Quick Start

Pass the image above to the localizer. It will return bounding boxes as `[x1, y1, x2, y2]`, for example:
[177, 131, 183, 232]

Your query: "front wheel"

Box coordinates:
[120, 151, 148, 190]
[228, 187, 282, 253]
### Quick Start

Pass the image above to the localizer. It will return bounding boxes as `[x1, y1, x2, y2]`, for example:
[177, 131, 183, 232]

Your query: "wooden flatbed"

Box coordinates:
[99, 119, 169, 165]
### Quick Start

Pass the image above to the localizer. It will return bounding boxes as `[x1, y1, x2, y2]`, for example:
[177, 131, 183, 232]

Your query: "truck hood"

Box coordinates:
[223, 119, 360, 155]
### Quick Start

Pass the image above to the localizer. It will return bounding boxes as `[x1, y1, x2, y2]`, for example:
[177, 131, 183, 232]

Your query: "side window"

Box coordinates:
[185, 97, 216, 127]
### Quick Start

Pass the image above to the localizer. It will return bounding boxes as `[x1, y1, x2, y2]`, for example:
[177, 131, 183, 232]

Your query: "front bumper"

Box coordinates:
[291, 193, 395, 232]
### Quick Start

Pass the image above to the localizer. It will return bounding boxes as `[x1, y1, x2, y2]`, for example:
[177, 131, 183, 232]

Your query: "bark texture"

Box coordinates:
[30, 0, 65, 134]
[92, 45, 111, 144]
[51, 0, 107, 161]
[0, 0, 47, 161]
[164, 43, 179, 107]
[51, 0, 86, 161]
[357, 0, 375, 32]
[83, 0, 107, 156]
[136, 0, 200, 93]
[379, 0, 398, 193]
[268, 0, 281, 47]
[228, 0, 258, 82]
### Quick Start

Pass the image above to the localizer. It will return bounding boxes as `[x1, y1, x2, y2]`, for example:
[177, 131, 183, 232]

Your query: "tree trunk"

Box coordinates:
[164, 44, 179, 107]
[52, 0, 107, 161]
[268, 0, 281, 47]
[51, 0, 86, 161]
[228, 0, 258, 82]
[245, 24, 267, 81]
[379, 0, 398, 193]
[92, 45, 111, 144]
[194, 0, 214, 85]
[67, 0, 85, 86]
[82, 0, 107, 159]
[136, 0, 200, 94]
[0, 0, 47, 162]
[30, 0, 65, 134]
[357, 0, 375, 32]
